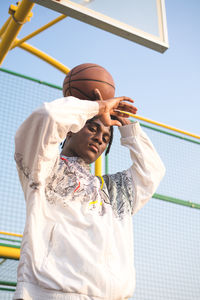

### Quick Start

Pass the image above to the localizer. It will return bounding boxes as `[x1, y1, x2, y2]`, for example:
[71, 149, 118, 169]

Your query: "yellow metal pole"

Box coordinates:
[11, 15, 67, 49]
[0, 0, 34, 65]
[95, 156, 102, 177]
[0, 231, 23, 238]
[16, 39, 70, 74]
[118, 111, 200, 140]
[0, 16, 12, 37]
[0, 245, 20, 260]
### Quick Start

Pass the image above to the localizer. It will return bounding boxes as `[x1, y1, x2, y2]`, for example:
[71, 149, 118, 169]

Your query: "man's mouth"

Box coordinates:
[89, 144, 99, 153]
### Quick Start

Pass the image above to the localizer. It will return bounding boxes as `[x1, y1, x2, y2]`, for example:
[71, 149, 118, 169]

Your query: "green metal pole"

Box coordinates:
[153, 193, 200, 210]
[105, 155, 109, 174]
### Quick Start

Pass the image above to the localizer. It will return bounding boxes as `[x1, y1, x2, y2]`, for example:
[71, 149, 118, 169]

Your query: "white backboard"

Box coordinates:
[32, 0, 169, 53]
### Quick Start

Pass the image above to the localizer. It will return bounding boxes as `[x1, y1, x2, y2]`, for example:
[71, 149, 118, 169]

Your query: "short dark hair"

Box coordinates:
[105, 125, 113, 155]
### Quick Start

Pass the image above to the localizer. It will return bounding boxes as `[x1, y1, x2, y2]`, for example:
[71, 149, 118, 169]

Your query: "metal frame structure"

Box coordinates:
[0, 1, 69, 73]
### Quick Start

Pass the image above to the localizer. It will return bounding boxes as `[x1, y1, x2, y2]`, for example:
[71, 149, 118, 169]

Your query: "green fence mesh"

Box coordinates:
[0, 68, 199, 300]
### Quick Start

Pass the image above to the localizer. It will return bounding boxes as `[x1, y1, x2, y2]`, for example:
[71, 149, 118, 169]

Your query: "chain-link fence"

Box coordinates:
[0, 68, 199, 299]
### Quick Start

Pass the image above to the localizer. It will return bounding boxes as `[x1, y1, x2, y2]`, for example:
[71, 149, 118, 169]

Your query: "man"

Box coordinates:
[14, 92, 165, 300]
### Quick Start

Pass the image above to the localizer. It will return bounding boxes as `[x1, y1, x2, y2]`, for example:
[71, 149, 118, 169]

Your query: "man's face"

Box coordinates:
[63, 119, 111, 164]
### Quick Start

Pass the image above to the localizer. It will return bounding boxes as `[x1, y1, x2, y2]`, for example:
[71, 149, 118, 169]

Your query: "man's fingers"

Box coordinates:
[98, 96, 137, 126]
[119, 106, 137, 115]
[114, 104, 137, 115]
[110, 119, 122, 127]
[114, 116, 132, 125]
[112, 109, 130, 117]
[117, 101, 137, 110]
[114, 96, 134, 103]
[114, 112, 130, 118]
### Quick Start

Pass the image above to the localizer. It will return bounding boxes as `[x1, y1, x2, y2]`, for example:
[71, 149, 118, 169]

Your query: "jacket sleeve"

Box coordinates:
[103, 122, 165, 216]
[14, 97, 99, 190]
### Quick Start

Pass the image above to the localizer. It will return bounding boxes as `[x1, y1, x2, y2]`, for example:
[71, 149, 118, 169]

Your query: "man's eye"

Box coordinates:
[88, 126, 96, 132]
[103, 137, 109, 143]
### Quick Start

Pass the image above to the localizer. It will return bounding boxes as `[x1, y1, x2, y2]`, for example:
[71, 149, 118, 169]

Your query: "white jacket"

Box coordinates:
[13, 97, 165, 300]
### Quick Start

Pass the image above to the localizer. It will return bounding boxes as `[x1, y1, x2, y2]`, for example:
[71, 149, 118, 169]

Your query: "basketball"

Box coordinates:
[63, 63, 115, 100]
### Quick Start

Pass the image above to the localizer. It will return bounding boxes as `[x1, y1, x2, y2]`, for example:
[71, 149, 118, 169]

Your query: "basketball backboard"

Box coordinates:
[32, 0, 169, 53]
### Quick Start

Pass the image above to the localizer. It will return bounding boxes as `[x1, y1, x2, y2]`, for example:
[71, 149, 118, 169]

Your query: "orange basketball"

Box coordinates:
[63, 63, 115, 100]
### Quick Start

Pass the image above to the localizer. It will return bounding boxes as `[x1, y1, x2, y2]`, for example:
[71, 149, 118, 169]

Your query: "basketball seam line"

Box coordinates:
[64, 86, 93, 100]
[69, 65, 103, 77]
[63, 78, 115, 89]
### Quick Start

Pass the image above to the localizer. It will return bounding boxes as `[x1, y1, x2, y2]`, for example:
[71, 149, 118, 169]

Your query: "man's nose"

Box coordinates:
[93, 133, 103, 145]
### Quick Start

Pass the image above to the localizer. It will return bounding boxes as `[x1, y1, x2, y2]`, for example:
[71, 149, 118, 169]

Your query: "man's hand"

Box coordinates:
[115, 116, 132, 126]
[93, 88, 137, 127]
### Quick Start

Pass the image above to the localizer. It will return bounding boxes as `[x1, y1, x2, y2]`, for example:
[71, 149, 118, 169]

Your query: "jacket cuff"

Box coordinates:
[66, 96, 99, 117]
[118, 121, 141, 138]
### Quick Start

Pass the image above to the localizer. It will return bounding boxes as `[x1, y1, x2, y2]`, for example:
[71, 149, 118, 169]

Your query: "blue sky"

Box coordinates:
[1, 0, 200, 135]
[1, 1, 200, 201]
